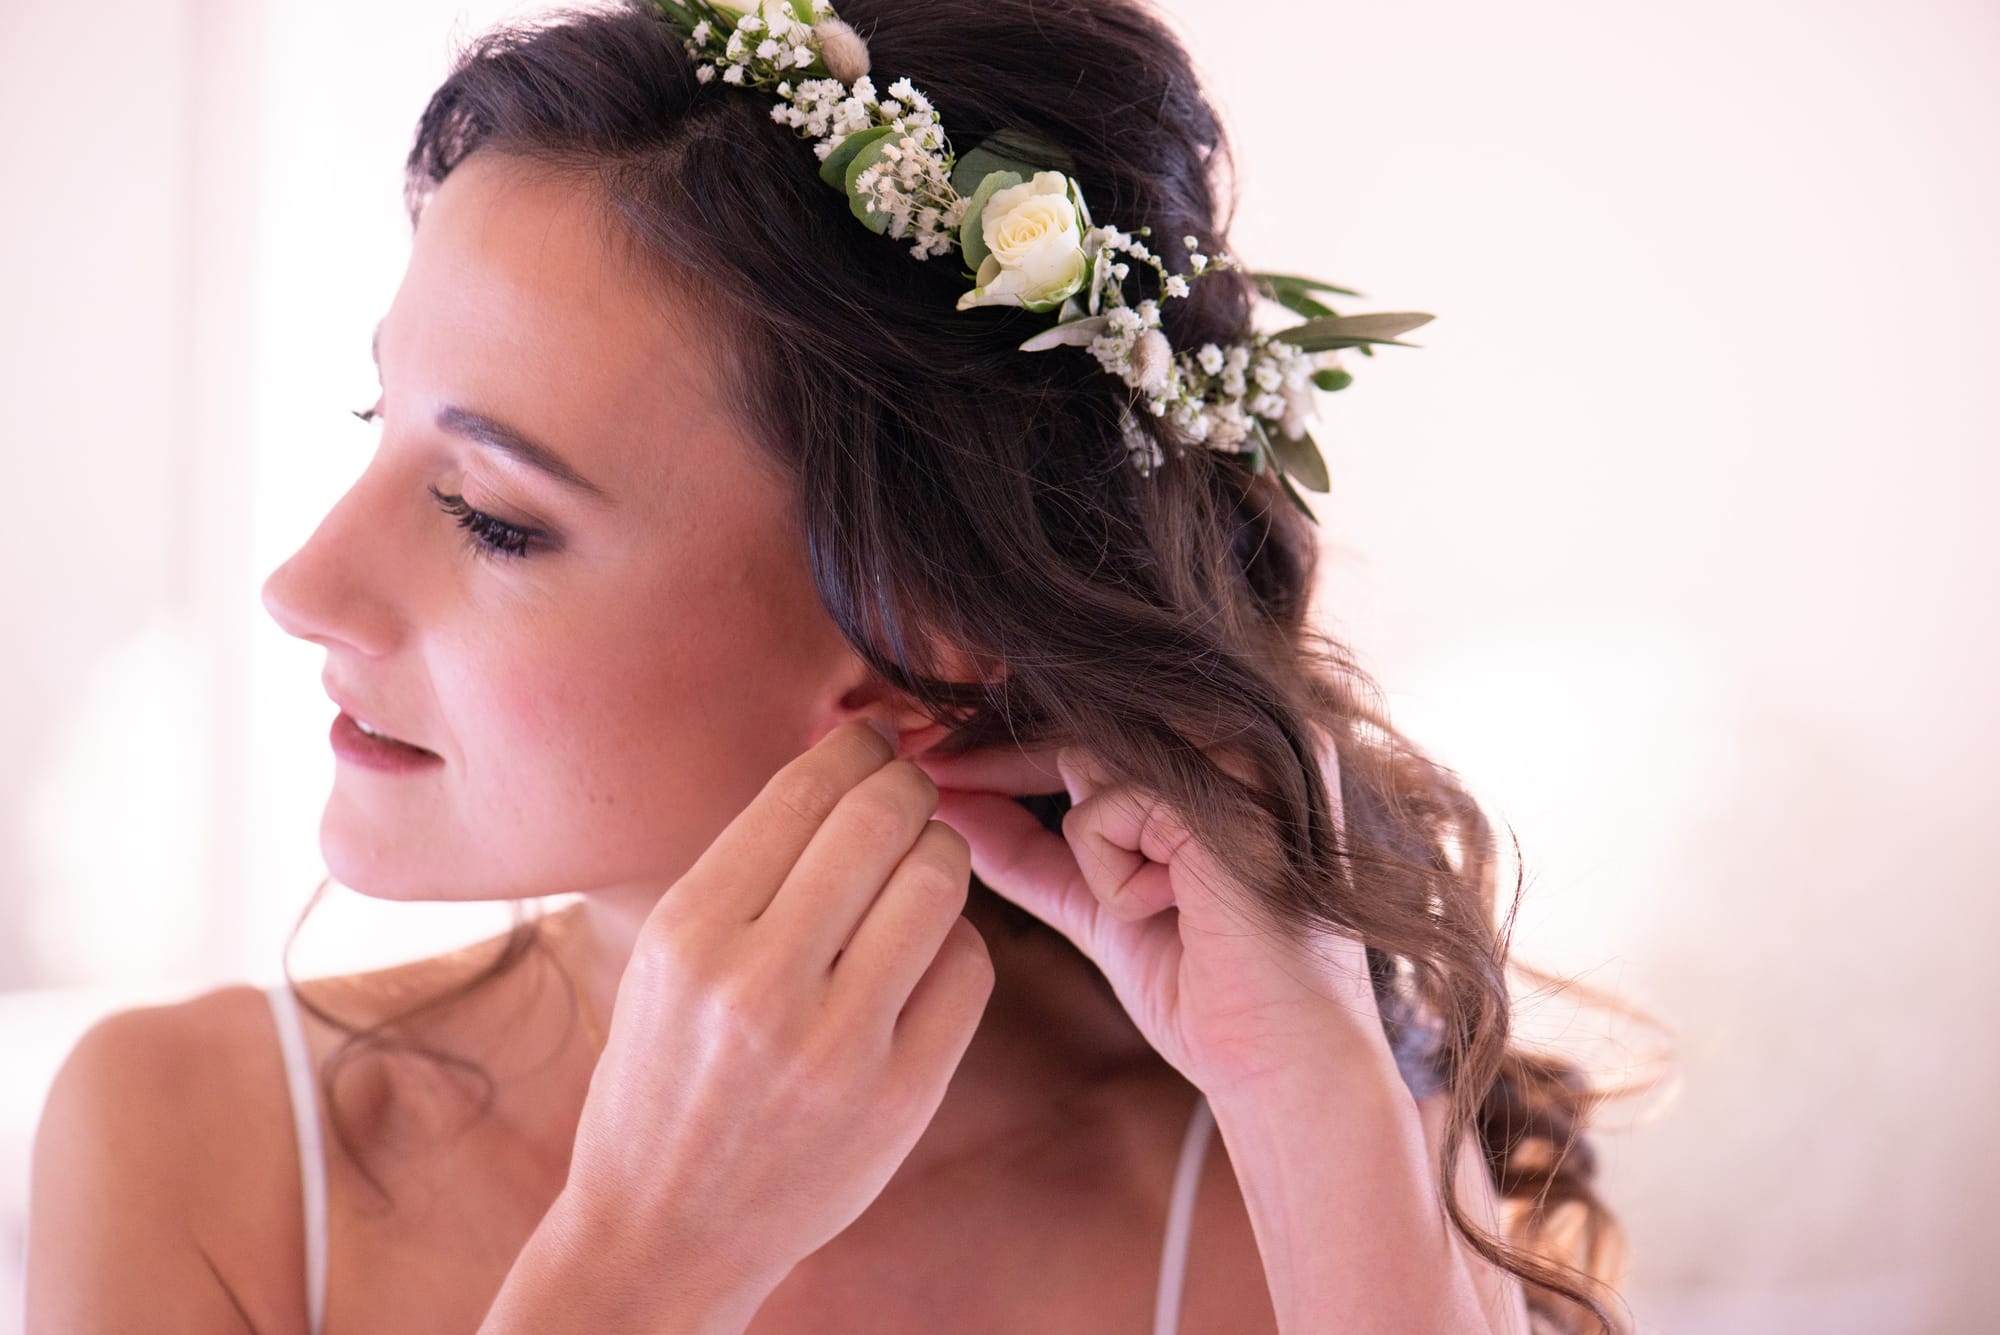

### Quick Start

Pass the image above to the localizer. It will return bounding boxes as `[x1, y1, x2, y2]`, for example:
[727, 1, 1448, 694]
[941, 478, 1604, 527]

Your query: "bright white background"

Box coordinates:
[4, 1, 1995, 1330]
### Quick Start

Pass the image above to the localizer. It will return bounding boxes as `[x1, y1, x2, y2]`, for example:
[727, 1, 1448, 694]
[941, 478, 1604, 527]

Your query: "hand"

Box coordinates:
[561, 720, 994, 1305]
[912, 728, 1384, 1096]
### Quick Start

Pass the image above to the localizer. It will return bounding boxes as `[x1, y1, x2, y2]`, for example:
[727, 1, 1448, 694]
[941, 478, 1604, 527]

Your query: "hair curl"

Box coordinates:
[286, 2, 1673, 1329]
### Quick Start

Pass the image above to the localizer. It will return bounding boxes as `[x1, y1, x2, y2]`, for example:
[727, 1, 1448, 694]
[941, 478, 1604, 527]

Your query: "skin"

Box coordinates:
[28, 144, 1513, 1334]
[244, 147, 1276, 1329]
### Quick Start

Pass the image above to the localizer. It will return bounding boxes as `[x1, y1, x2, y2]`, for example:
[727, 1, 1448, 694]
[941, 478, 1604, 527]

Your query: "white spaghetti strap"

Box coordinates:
[265, 983, 328, 1335]
[1153, 1090, 1214, 1335]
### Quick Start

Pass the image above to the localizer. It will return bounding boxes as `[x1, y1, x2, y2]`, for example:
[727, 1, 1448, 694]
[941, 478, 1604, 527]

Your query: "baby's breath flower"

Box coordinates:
[657, 0, 1397, 499]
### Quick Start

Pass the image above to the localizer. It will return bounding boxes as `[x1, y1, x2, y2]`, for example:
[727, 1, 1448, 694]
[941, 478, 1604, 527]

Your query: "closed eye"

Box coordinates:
[351, 405, 545, 560]
[427, 485, 541, 559]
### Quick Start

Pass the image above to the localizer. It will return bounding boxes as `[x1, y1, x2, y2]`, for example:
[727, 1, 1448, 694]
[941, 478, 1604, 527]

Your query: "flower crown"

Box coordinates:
[653, 0, 1434, 523]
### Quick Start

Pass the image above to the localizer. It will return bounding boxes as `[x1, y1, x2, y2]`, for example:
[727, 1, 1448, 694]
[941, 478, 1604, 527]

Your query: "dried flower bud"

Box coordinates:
[814, 18, 870, 83]
[1131, 329, 1173, 395]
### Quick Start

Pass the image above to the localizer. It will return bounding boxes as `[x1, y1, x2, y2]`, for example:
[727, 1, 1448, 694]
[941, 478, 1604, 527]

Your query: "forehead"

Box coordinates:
[384, 150, 770, 504]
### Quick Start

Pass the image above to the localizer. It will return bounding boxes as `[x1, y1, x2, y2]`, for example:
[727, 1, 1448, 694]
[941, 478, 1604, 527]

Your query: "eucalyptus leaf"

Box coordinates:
[1266, 425, 1331, 492]
[1246, 271, 1365, 299]
[1312, 367, 1354, 392]
[958, 169, 1023, 275]
[817, 125, 896, 190]
[1019, 316, 1109, 352]
[844, 137, 897, 233]
[947, 128, 1075, 197]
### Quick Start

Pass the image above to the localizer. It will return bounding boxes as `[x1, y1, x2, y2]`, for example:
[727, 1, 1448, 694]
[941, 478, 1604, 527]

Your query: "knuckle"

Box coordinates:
[632, 921, 698, 981]
[842, 786, 913, 843]
[903, 837, 970, 902]
[768, 769, 845, 827]
[900, 758, 941, 805]
[879, 758, 939, 814]
[946, 917, 996, 975]
[923, 818, 970, 864]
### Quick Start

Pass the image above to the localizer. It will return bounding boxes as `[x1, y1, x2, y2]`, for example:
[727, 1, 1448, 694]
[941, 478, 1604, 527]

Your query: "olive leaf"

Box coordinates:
[1275, 311, 1435, 352]
[1262, 287, 1338, 320]
[1086, 246, 1114, 316]
[1019, 316, 1109, 352]
[1266, 424, 1331, 493]
[1246, 271, 1365, 299]
[1240, 427, 1266, 474]
[1277, 471, 1321, 524]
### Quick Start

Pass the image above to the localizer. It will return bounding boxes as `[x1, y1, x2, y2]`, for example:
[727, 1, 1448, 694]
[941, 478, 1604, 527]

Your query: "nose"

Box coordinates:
[260, 473, 403, 657]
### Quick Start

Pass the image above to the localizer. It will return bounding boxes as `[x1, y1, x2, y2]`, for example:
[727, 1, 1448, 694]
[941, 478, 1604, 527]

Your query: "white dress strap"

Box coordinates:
[1153, 1090, 1214, 1335]
[265, 983, 328, 1335]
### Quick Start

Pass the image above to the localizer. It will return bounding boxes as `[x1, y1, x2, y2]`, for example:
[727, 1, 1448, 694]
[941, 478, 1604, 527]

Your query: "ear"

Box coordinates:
[829, 640, 1004, 761]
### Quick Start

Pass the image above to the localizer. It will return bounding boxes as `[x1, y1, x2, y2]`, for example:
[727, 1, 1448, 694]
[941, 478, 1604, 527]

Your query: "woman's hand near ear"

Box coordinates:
[482, 719, 993, 1334]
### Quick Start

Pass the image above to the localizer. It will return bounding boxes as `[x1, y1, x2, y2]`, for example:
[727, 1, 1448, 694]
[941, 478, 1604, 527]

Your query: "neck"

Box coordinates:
[533, 879, 1162, 1173]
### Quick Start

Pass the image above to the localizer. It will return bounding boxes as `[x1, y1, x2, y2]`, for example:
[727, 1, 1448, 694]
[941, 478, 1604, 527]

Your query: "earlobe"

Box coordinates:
[884, 716, 958, 761]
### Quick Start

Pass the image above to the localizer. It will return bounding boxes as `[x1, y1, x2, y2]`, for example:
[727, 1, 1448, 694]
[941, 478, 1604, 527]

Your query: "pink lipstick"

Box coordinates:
[330, 710, 443, 771]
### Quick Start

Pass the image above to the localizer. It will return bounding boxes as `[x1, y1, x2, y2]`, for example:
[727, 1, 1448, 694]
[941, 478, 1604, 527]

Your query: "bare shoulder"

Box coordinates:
[26, 983, 311, 1335]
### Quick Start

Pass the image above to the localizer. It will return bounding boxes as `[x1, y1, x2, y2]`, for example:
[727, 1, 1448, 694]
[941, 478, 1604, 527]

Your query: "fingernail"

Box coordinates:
[863, 717, 899, 752]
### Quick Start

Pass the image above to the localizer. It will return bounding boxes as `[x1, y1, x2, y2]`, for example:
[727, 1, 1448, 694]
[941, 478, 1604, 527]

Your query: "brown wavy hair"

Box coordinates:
[284, 1, 1674, 1329]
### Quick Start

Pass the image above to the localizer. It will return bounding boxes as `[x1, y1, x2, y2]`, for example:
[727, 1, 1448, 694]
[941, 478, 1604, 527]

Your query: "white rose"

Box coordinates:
[955, 171, 1088, 312]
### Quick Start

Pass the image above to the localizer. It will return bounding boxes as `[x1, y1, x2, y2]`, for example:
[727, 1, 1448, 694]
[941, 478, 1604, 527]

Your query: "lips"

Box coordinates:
[348, 714, 428, 751]
[330, 710, 443, 770]
[322, 676, 436, 756]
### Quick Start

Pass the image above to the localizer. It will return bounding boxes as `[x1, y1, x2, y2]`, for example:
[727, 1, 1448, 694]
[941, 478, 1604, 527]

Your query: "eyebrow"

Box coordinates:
[373, 322, 613, 506]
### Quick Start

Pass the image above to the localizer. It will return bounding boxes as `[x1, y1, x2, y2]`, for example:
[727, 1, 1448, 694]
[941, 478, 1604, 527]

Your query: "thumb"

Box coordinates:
[931, 789, 1096, 949]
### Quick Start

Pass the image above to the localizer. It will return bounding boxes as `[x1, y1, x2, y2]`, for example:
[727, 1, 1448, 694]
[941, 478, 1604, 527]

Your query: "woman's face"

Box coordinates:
[261, 151, 871, 903]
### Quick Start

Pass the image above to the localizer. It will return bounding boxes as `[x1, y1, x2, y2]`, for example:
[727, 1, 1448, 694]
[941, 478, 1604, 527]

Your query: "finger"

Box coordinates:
[832, 820, 973, 1023]
[673, 718, 898, 923]
[933, 786, 1185, 1015]
[931, 787, 1123, 960]
[763, 757, 941, 963]
[1063, 785, 1182, 922]
[889, 914, 993, 1100]
[1072, 769, 1257, 935]
[907, 741, 1067, 797]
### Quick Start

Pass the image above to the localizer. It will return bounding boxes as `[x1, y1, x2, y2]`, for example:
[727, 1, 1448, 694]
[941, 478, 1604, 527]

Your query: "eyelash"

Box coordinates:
[351, 406, 542, 560]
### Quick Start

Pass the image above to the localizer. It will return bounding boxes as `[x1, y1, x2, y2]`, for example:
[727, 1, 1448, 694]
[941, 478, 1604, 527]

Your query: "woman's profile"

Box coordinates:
[25, 0, 1637, 1331]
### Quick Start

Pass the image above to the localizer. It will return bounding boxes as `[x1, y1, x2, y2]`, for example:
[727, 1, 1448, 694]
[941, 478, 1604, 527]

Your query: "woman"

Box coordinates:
[27, 0, 1632, 1330]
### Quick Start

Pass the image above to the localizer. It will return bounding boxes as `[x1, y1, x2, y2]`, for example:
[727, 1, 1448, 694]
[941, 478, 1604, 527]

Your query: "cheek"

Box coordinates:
[430, 571, 836, 878]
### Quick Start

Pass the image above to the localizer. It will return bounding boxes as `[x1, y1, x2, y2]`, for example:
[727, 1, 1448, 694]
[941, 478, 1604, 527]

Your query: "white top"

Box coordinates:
[263, 983, 1214, 1334]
